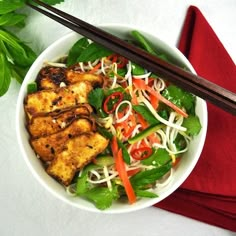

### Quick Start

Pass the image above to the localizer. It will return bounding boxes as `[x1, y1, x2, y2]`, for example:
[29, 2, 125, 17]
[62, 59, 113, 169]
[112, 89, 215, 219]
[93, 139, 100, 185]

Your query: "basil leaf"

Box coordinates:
[77, 42, 112, 62]
[0, 2, 24, 14]
[0, 52, 11, 96]
[6, 41, 37, 67]
[130, 162, 172, 188]
[133, 105, 159, 125]
[162, 85, 196, 114]
[66, 37, 90, 66]
[182, 115, 202, 136]
[0, 13, 26, 27]
[135, 189, 158, 198]
[141, 148, 171, 166]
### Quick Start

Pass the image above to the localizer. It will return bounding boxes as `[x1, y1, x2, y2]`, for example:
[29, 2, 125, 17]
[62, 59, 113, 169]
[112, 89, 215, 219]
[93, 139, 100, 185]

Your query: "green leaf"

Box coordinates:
[0, 52, 11, 96]
[133, 104, 159, 125]
[182, 115, 202, 136]
[0, 13, 26, 27]
[66, 37, 90, 66]
[135, 189, 158, 198]
[0, 2, 24, 14]
[6, 41, 37, 67]
[77, 42, 112, 62]
[117, 140, 131, 165]
[130, 162, 172, 188]
[141, 148, 171, 166]
[131, 30, 157, 56]
[162, 85, 196, 114]
[83, 186, 118, 210]
[88, 88, 104, 110]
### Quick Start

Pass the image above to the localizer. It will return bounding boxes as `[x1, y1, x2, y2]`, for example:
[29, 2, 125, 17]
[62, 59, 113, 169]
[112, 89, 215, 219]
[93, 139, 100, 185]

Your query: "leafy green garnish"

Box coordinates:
[117, 140, 131, 165]
[0, 52, 11, 96]
[76, 164, 119, 210]
[182, 115, 202, 136]
[130, 162, 172, 188]
[66, 37, 90, 66]
[162, 85, 196, 114]
[135, 189, 158, 198]
[88, 88, 104, 111]
[82, 186, 119, 210]
[141, 148, 171, 166]
[77, 42, 112, 62]
[133, 104, 159, 125]
[0, 0, 65, 97]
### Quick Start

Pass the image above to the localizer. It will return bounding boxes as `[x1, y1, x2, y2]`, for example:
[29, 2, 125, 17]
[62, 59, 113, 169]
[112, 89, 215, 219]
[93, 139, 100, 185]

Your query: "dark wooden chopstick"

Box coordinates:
[27, 0, 236, 115]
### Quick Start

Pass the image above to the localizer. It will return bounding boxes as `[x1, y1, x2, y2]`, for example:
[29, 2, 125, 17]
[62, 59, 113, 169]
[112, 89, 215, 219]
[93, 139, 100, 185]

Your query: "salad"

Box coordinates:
[25, 30, 201, 210]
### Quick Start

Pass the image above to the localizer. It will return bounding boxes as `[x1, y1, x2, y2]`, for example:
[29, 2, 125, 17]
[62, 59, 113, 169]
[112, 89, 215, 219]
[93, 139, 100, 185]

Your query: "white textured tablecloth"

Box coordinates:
[0, 1, 235, 235]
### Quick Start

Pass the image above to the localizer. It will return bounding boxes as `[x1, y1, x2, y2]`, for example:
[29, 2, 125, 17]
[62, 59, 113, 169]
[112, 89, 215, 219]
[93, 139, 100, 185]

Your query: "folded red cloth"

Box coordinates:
[155, 6, 236, 232]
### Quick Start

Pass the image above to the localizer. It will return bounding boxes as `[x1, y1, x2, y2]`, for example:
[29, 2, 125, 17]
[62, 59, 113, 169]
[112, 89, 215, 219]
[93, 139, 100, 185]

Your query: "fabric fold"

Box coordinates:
[155, 5, 236, 232]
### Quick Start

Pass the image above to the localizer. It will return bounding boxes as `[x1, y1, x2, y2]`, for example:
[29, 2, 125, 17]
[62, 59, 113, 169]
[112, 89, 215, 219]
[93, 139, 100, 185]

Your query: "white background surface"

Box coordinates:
[0, 0, 235, 235]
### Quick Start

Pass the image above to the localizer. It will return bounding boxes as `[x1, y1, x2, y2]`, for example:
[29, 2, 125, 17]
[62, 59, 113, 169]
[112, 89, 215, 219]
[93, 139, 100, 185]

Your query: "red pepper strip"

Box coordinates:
[103, 91, 124, 114]
[116, 148, 136, 204]
[131, 146, 153, 160]
[116, 56, 128, 69]
[133, 78, 188, 118]
[127, 168, 141, 177]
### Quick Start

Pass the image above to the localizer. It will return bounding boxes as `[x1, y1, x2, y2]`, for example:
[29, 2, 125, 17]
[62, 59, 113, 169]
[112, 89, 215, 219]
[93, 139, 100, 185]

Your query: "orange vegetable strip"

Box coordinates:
[133, 78, 188, 118]
[116, 148, 136, 204]
[89, 62, 101, 74]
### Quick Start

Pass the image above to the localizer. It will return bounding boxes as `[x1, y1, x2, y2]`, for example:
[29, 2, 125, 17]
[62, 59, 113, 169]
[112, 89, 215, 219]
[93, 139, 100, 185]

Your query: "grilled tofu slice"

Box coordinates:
[28, 104, 93, 138]
[47, 132, 109, 186]
[66, 71, 104, 87]
[24, 81, 93, 119]
[36, 66, 67, 90]
[31, 118, 94, 161]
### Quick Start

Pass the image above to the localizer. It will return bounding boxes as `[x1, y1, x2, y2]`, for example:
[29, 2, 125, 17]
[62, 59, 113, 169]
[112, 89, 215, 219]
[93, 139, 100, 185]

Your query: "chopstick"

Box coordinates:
[27, 0, 236, 115]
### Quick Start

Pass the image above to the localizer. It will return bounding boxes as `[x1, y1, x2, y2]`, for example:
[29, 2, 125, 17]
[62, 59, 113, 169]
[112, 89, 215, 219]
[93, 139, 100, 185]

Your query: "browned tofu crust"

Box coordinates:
[24, 81, 93, 119]
[28, 104, 93, 138]
[36, 66, 67, 90]
[36, 66, 103, 90]
[66, 71, 103, 87]
[31, 118, 94, 161]
[47, 132, 109, 186]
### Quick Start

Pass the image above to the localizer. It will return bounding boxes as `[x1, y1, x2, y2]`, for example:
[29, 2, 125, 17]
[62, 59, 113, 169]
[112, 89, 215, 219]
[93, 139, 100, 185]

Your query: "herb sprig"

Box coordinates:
[0, 0, 65, 97]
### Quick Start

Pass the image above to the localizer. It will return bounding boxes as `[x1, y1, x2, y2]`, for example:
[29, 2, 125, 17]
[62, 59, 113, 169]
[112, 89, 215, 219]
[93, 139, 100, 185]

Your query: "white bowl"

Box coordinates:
[16, 24, 207, 213]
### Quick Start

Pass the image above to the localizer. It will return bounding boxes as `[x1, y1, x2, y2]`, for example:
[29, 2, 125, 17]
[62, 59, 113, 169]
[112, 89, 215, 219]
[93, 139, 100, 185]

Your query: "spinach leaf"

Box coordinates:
[141, 148, 171, 166]
[77, 42, 112, 62]
[182, 115, 202, 136]
[66, 37, 90, 66]
[162, 85, 196, 114]
[130, 162, 172, 188]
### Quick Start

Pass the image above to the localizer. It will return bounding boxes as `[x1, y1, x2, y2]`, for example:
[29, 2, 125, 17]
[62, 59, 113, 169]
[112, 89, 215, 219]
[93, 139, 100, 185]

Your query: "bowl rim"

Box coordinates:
[16, 23, 208, 213]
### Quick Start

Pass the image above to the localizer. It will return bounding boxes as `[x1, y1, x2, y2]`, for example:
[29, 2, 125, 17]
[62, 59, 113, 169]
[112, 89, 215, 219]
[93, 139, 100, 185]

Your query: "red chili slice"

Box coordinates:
[131, 147, 153, 160]
[103, 91, 124, 114]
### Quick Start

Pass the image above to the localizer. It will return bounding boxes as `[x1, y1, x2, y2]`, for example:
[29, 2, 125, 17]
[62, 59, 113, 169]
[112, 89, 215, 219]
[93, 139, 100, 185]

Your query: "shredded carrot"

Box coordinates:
[89, 62, 101, 74]
[133, 78, 188, 118]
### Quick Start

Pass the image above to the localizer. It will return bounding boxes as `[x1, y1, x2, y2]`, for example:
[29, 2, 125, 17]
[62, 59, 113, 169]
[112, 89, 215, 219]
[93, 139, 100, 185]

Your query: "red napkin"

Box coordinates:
[155, 6, 236, 232]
